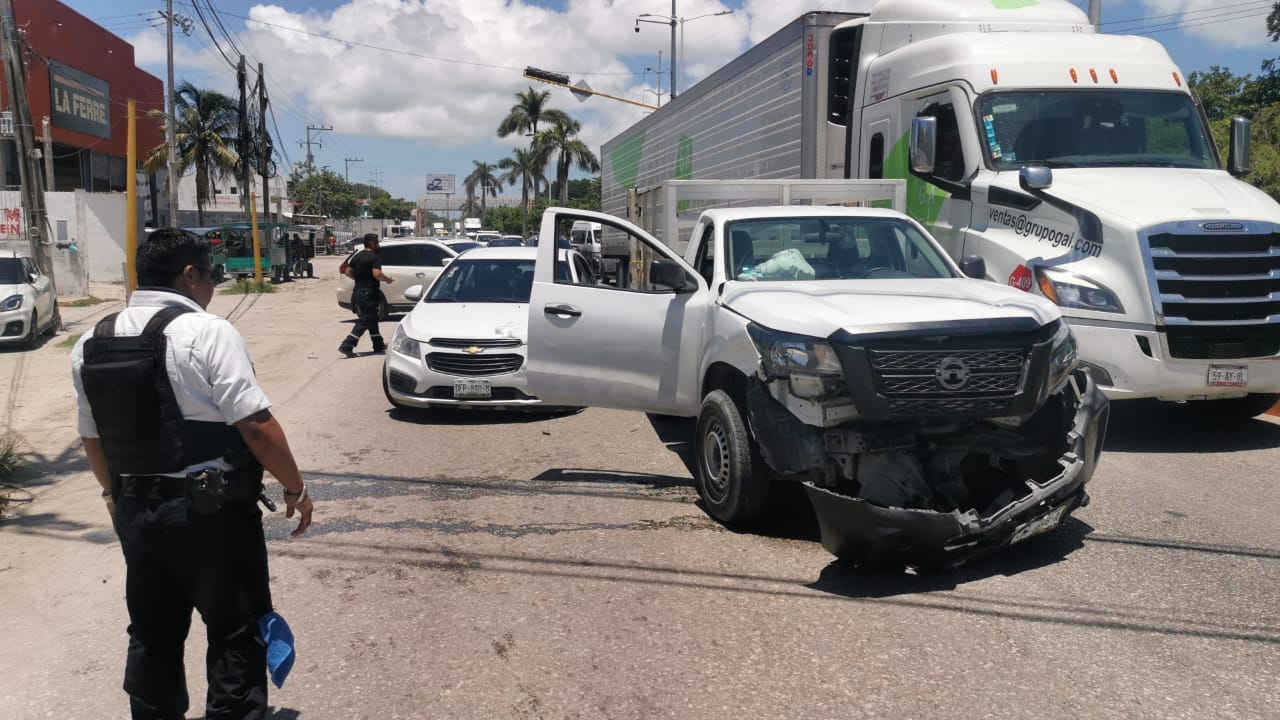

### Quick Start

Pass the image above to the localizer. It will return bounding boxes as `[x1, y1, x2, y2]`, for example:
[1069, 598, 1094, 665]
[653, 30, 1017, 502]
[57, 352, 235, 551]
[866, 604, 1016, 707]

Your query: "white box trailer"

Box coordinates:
[601, 0, 1280, 421]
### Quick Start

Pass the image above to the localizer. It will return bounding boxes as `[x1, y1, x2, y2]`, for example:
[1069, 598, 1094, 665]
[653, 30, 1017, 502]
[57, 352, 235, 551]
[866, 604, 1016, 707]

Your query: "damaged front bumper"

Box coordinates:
[799, 371, 1109, 566]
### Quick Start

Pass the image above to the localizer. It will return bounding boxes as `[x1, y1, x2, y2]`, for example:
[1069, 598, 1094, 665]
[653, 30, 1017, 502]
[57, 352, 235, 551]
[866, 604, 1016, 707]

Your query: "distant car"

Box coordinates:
[382, 246, 597, 410]
[488, 236, 524, 248]
[473, 231, 501, 246]
[336, 238, 458, 319]
[0, 251, 59, 348]
[440, 239, 483, 254]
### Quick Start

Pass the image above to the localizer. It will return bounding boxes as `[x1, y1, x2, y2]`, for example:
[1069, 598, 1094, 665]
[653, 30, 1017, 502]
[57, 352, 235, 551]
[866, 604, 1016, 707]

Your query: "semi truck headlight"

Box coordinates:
[2, 294, 22, 311]
[1035, 268, 1124, 313]
[748, 324, 843, 379]
[1048, 322, 1080, 390]
[391, 326, 421, 358]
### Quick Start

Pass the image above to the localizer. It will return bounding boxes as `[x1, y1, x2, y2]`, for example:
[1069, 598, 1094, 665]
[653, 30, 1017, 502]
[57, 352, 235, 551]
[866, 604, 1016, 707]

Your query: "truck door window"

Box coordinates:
[868, 133, 884, 179]
[693, 224, 715, 285]
[555, 217, 688, 293]
[918, 102, 964, 181]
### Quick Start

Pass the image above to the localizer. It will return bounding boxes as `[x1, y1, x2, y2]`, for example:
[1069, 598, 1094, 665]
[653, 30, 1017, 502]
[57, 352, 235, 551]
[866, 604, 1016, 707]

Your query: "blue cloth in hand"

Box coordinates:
[257, 611, 296, 689]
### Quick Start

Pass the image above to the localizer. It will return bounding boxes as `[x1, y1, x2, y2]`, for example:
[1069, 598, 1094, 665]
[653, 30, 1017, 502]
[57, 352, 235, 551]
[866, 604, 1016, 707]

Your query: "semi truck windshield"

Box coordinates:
[975, 90, 1216, 171]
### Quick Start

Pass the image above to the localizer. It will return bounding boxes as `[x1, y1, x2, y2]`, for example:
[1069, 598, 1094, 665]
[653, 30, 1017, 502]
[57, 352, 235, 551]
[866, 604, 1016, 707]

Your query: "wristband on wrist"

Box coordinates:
[101, 489, 112, 503]
[283, 484, 307, 503]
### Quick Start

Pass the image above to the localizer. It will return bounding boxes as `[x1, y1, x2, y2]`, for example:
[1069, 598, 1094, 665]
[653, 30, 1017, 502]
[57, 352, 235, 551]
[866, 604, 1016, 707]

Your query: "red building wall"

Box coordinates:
[11, 0, 165, 158]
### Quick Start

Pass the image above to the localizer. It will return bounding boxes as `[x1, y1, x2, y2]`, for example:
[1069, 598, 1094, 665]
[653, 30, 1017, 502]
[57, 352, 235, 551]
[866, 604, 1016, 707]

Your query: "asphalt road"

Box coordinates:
[1, 255, 1278, 719]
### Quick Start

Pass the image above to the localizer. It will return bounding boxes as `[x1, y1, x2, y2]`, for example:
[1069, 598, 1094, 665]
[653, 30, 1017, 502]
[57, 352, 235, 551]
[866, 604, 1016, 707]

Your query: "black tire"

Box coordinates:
[44, 306, 60, 336]
[306, 262, 314, 278]
[1187, 393, 1280, 423]
[693, 389, 771, 525]
[23, 311, 38, 348]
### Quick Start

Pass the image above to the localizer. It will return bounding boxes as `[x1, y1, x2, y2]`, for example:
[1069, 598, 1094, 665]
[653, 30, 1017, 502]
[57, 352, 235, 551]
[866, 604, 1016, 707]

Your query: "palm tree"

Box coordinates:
[535, 117, 600, 206]
[464, 160, 503, 220]
[497, 88, 569, 204]
[498, 148, 547, 239]
[145, 81, 240, 226]
[458, 196, 483, 218]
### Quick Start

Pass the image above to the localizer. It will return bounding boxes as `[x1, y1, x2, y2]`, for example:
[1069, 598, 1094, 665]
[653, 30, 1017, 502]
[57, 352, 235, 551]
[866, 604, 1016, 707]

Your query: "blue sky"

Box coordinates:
[56, 0, 1280, 205]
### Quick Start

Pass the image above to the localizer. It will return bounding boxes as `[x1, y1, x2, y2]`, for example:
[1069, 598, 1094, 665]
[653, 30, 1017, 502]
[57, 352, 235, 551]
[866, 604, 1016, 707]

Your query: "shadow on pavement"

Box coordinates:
[388, 406, 582, 426]
[1104, 398, 1280, 453]
[531, 468, 692, 490]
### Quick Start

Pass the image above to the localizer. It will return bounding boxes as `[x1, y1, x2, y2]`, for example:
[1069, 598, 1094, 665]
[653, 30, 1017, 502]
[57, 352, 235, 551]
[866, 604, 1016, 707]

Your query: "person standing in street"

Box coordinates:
[70, 227, 314, 720]
[339, 232, 394, 357]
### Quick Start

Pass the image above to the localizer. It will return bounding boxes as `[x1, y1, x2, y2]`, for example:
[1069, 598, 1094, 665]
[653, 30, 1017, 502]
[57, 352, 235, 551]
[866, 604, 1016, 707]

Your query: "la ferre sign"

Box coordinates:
[49, 61, 111, 139]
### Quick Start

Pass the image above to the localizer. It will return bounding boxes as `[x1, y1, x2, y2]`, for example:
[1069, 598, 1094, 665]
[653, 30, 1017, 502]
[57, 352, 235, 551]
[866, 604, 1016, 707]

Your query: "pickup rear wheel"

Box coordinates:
[694, 389, 770, 525]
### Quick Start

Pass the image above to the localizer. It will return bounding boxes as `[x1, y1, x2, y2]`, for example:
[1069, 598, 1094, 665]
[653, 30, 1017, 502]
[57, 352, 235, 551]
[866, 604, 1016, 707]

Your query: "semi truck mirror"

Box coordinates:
[959, 256, 986, 280]
[1019, 166, 1054, 191]
[909, 117, 937, 173]
[1228, 117, 1251, 177]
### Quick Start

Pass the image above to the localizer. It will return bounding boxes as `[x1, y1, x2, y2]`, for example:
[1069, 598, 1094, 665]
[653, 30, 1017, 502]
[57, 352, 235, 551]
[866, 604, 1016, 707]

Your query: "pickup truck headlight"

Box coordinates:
[391, 325, 421, 358]
[748, 324, 844, 399]
[1035, 268, 1124, 313]
[1048, 322, 1080, 391]
[2, 294, 23, 311]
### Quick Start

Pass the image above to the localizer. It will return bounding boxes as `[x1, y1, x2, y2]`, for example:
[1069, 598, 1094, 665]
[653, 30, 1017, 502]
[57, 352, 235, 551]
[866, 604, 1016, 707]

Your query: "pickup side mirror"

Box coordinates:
[650, 258, 696, 293]
[1228, 116, 1251, 177]
[909, 116, 937, 174]
[959, 255, 986, 280]
[402, 284, 425, 302]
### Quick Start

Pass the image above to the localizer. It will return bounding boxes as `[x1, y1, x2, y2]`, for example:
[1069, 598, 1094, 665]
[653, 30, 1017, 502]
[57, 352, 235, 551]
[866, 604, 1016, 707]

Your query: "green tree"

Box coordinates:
[464, 160, 503, 219]
[535, 117, 600, 206]
[291, 169, 359, 219]
[145, 81, 239, 226]
[565, 177, 601, 209]
[1189, 66, 1250, 121]
[498, 148, 547, 238]
[496, 87, 568, 204]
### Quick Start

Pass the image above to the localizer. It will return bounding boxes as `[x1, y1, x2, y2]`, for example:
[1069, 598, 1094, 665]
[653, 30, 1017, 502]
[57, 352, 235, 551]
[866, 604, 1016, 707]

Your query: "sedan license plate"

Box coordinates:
[453, 378, 491, 399]
[1208, 365, 1247, 388]
[1010, 505, 1069, 545]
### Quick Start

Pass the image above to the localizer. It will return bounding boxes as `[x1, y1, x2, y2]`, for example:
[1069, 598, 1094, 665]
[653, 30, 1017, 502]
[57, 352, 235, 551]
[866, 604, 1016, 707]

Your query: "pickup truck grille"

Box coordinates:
[868, 348, 1027, 414]
[1147, 231, 1280, 359]
[426, 353, 523, 376]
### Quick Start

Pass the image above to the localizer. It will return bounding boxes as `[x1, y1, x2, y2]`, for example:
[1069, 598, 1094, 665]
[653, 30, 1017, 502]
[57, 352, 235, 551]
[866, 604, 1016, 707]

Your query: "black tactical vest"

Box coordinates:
[80, 306, 252, 475]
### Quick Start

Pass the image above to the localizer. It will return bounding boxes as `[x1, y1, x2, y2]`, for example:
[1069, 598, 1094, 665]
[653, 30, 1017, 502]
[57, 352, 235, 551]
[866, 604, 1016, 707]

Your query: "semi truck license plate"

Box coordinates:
[1208, 365, 1247, 387]
[454, 379, 492, 398]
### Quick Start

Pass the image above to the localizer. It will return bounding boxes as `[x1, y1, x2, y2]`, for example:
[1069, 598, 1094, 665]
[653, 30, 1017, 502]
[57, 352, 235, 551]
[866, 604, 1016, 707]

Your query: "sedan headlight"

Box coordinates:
[1, 294, 22, 311]
[1048, 322, 1080, 390]
[391, 325, 421, 358]
[1035, 267, 1124, 313]
[748, 324, 845, 399]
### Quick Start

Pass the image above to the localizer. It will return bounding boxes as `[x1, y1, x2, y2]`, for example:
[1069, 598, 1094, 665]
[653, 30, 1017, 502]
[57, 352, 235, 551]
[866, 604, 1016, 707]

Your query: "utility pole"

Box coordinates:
[40, 116, 52, 191]
[256, 62, 271, 222]
[165, 0, 178, 226]
[297, 124, 331, 177]
[0, 0, 56, 290]
[344, 157, 363, 182]
[668, 0, 677, 100]
[237, 55, 252, 219]
[370, 166, 383, 189]
[1088, 0, 1101, 29]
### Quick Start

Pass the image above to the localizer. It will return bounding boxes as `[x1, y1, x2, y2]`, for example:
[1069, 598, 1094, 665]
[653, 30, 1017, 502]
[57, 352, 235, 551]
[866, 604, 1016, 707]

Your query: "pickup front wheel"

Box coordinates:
[694, 389, 770, 525]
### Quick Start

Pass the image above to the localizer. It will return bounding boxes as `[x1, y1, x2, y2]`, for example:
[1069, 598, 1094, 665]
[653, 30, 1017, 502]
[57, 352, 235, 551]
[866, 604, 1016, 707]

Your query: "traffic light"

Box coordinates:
[523, 66, 570, 86]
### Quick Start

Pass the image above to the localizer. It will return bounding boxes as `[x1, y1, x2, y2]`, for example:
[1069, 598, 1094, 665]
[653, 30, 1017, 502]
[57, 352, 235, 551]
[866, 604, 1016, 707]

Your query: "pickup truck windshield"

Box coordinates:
[976, 89, 1216, 170]
[727, 217, 953, 281]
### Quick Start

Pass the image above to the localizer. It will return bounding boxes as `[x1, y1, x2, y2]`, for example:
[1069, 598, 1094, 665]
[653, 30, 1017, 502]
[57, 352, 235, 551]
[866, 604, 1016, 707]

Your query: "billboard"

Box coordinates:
[49, 61, 111, 139]
[424, 174, 455, 195]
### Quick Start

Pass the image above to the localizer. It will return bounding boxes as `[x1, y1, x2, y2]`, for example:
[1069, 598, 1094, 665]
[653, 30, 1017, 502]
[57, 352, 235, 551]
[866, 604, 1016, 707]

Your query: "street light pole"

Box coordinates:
[678, 10, 734, 94]
[668, 0, 677, 100]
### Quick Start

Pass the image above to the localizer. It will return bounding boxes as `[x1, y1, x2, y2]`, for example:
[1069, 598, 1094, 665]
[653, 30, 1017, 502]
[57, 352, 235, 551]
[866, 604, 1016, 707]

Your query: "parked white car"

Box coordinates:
[336, 238, 458, 319]
[0, 251, 59, 348]
[382, 246, 597, 410]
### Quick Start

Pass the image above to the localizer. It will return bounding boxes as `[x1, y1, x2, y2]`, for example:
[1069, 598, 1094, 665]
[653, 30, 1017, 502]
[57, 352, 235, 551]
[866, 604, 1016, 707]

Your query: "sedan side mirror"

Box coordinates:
[403, 284, 425, 302]
[959, 255, 987, 280]
[650, 259, 696, 293]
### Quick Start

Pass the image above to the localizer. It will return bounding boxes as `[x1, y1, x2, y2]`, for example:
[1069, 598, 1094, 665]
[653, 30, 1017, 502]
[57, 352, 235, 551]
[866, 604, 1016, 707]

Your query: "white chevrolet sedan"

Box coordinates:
[336, 238, 458, 319]
[0, 251, 59, 349]
[382, 246, 597, 410]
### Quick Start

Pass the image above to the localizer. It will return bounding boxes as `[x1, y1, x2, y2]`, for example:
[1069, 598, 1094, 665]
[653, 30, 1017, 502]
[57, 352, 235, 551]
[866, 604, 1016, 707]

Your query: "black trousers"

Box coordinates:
[113, 490, 273, 720]
[341, 286, 385, 352]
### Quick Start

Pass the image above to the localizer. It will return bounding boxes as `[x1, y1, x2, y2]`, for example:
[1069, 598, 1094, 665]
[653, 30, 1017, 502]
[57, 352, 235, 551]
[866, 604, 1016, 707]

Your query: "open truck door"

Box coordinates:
[526, 208, 710, 415]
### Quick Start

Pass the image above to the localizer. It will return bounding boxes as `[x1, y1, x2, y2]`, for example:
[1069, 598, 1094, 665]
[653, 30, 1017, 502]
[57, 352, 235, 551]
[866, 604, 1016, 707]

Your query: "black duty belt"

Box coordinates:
[119, 470, 263, 504]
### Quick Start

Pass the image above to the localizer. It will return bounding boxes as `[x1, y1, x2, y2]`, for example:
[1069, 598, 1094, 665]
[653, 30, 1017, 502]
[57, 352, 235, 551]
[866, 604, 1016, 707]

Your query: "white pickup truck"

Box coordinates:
[523, 192, 1109, 567]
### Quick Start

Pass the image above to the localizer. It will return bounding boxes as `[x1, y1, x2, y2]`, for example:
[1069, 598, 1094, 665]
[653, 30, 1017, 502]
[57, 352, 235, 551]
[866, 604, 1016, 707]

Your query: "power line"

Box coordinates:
[1101, 0, 1271, 29]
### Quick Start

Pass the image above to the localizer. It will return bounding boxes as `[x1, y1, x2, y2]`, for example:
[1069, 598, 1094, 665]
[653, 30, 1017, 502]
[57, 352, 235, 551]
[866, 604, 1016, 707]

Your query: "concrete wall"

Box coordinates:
[0, 190, 131, 298]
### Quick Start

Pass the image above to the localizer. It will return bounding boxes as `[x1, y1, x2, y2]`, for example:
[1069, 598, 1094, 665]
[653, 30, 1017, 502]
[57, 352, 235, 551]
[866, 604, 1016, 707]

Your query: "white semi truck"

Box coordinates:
[601, 0, 1280, 421]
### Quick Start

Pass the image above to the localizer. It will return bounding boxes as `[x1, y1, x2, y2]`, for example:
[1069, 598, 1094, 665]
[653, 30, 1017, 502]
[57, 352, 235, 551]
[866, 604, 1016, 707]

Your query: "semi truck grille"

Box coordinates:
[425, 353, 523, 376]
[867, 348, 1027, 415]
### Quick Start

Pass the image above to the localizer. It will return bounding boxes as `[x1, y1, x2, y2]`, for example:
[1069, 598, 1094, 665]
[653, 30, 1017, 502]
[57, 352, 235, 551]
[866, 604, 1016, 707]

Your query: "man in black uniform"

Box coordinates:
[339, 232, 394, 357]
[71, 228, 314, 720]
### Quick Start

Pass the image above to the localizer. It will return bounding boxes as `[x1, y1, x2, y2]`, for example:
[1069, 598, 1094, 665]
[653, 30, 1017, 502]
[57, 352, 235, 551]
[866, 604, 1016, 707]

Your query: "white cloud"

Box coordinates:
[1137, 0, 1273, 50]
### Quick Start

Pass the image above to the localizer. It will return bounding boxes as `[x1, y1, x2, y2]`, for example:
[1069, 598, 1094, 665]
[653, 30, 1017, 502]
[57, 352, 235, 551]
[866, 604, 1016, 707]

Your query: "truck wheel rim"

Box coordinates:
[701, 418, 730, 498]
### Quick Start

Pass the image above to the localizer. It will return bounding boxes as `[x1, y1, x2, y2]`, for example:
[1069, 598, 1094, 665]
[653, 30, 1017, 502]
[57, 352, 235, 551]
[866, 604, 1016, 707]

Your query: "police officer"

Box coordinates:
[339, 232, 394, 357]
[70, 227, 314, 720]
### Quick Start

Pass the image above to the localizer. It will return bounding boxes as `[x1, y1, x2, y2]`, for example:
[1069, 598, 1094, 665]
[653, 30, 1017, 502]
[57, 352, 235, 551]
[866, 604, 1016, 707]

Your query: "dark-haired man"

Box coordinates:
[339, 232, 394, 357]
[70, 227, 314, 720]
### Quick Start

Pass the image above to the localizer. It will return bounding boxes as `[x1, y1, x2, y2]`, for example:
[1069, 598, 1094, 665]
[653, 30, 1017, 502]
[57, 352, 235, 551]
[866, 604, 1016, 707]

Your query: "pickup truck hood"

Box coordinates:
[721, 279, 1058, 338]
[996, 168, 1280, 228]
[402, 302, 527, 343]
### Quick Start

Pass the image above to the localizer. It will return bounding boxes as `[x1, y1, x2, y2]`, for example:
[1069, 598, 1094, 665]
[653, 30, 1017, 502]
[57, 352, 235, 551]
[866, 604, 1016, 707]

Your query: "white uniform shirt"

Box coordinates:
[70, 289, 271, 476]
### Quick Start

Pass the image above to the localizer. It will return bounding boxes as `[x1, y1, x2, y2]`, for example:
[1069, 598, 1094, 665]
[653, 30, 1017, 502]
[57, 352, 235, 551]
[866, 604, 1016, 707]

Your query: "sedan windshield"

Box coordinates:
[976, 90, 1216, 170]
[0, 258, 23, 284]
[426, 259, 538, 303]
[727, 217, 954, 281]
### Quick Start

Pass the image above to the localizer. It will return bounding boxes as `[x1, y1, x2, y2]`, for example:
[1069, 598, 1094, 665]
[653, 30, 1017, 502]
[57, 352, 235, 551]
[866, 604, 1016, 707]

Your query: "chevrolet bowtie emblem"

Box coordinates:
[463, 346, 484, 355]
